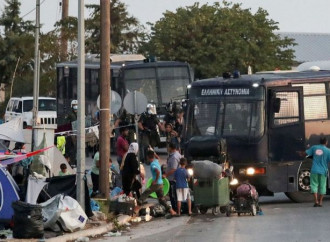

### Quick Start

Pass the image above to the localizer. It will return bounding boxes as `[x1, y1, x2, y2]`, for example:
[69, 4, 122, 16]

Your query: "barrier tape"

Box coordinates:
[0, 145, 55, 166]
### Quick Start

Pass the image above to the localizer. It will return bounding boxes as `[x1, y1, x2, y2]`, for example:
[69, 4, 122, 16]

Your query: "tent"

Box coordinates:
[0, 166, 20, 223]
[0, 118, 26, 144]
[37, 175, 93, 217]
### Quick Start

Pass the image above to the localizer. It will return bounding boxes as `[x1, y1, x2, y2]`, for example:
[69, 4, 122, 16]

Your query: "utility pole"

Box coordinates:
[77, 0, 85, 209]
[32, 0, 40, 151]
[99, 0, 110, 199]
[60, 0, 69, 60]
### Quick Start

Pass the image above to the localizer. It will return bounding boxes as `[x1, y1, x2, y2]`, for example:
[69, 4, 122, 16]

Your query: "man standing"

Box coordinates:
[163, 142, 181, 211]
[116, 126, 129, 167]
[301, 137, 330, 207]
[138, 105, 163, 163]
[137, 150, 177, 216]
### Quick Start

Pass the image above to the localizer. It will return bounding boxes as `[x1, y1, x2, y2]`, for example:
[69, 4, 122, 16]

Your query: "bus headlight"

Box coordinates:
[246, 167, 255, 175]
[240, 167, 266, 176]
[187, 168, 194, 176]
[230, 178, 239, 186]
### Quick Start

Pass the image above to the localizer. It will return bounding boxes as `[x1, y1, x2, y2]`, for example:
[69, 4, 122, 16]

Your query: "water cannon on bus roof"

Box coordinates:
[143, 56, 157, 63]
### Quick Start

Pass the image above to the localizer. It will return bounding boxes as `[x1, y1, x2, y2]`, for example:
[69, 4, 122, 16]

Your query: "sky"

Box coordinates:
[2, 0, 330, 34]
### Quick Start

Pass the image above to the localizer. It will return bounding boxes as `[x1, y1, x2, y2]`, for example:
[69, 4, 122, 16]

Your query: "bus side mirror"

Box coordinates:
[273, 98, 281, 113]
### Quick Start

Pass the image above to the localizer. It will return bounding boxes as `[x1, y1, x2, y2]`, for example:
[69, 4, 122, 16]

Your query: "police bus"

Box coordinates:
[56, 55, 194, 125]
[183, 68, 330, 202]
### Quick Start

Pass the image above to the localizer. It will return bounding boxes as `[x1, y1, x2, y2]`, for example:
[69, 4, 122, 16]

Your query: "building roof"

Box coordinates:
[279, 32, 330, 63]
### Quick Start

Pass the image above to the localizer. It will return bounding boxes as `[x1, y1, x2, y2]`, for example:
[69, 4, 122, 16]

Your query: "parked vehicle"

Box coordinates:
[183, 68, 330, 202]
[5, 97, 57, 128]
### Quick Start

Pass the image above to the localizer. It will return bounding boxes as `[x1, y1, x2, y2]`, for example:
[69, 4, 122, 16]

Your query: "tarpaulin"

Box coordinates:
[37, 175, 93, 217]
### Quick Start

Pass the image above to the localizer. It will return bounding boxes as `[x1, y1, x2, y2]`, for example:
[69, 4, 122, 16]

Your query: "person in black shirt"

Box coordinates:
[138, 105, 164, 164]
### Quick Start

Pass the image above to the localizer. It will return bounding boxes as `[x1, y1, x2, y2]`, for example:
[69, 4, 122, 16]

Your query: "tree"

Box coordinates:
[142, 2, 296, 79]
[0, 0, 34, 85]
[0, 0, 35, 103]
[85, 1, 145, 54]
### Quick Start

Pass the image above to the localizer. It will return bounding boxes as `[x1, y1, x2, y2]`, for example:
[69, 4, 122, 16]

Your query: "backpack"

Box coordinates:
[150, 204, 166, 217]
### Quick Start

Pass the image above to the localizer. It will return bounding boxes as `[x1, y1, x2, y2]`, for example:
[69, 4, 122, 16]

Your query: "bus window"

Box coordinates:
[158, 67, 190, 103]
[124, 68, 158, 104]
[293, 83, 328, 120]
[192, 103, 218, 135]
[274, 92, 299, 126]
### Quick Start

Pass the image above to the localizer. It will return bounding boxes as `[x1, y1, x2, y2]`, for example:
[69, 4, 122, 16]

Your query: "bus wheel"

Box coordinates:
[285, 167, 313, 203]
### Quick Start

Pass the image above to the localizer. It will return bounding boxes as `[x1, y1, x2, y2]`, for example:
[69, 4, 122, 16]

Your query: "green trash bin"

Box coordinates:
[193, 177, 230, 208]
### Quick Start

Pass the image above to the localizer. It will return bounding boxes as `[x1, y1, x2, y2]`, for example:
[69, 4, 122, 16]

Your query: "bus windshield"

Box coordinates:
[124, 66, 190, 105]
[158, 67, 190, 103]
[23, 99, 57, 112]
[186, 100, 265, 140]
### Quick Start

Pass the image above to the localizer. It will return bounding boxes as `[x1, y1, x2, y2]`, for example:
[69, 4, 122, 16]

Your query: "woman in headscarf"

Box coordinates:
[121, 142, 144, 197]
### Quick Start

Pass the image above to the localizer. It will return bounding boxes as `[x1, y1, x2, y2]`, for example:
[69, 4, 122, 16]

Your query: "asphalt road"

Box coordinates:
[94, 150, 330, 242]
[99, 193, 330, 242]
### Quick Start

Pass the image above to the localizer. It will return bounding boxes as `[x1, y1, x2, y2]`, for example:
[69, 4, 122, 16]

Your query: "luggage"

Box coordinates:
[236, 183, 258, 200]
[109, 200, 135, 216]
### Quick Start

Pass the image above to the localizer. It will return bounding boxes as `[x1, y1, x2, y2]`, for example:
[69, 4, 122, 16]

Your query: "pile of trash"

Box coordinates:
[192, 160, 223, 179]
[11, 194, 88, 239]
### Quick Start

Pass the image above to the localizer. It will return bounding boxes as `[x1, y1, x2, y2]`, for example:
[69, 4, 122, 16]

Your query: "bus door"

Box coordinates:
[267, 87, 305, 192]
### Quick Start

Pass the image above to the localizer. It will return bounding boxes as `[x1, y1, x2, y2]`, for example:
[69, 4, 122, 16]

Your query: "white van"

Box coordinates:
[5, 97, 57, 128]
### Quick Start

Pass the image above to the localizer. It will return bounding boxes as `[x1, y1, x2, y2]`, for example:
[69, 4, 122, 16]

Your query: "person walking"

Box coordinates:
[137, 150, 177, 217]
[299, 137, 330, 207]
[163, 142, 181, 211]
[121, 143, 143, 198]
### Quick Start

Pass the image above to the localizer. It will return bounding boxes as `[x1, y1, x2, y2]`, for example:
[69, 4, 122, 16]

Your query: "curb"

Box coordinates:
[8, 215, 132, 242]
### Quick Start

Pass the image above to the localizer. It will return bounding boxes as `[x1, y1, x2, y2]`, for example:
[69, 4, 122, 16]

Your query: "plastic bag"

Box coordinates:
[12, 201, 44, 239]
[40, 195, 62, 231]
[58, 195, 88, 232]
[41, 194, 87, 233]
[192, 160, 223, 179]
[90, 199, 100, 211]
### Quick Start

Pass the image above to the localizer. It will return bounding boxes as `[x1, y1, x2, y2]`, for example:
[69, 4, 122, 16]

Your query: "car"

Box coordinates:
[5, 97, 57, 128]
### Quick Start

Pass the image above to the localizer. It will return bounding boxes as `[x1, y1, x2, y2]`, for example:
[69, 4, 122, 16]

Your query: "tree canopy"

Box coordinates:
[142, 2, 296, 79]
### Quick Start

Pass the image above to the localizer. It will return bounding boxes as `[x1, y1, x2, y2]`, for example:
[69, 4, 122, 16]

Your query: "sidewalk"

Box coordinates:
[6, 149, 169, 241]
[7, 215, 131, 242]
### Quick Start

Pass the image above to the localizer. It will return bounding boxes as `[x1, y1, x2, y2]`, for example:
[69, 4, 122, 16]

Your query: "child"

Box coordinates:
[165, 123, 179, 151]
[58, 163, 70, 176]
[174, 158, 192, 216]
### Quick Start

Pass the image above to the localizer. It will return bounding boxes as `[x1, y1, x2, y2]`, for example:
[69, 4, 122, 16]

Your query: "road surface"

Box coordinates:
[98, 193, 330, 242]
[94, 150, 330, 242]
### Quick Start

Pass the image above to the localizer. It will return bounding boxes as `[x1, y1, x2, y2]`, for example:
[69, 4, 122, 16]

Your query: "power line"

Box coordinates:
[21, 0, 47, 19]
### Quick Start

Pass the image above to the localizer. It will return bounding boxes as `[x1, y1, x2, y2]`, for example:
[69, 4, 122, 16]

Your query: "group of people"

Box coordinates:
[114, 126, 192, 217]
[101, 103, 191, 217]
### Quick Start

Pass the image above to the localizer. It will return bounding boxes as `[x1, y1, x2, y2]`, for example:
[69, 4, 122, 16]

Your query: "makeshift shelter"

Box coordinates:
[0, 166, 20, 223]
[37, 175, 93, 217]
[0, 118, 26, 144]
